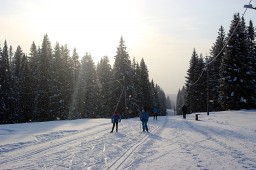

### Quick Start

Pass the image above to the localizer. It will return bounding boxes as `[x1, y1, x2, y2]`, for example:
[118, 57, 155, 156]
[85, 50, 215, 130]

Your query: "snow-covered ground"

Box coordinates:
[1, 110, 256, 170]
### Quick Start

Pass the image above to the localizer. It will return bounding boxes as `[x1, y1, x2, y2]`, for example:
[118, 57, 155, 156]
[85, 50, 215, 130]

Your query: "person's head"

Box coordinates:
[143, 106, 148, 112]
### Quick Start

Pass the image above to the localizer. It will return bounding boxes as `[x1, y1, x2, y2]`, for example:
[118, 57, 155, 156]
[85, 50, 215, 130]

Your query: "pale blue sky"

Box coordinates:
[0, 0, 255, 95]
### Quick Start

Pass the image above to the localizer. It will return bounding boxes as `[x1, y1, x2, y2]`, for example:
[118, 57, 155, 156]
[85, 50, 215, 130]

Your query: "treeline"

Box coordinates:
[176, 13, 256, 114]
[0, 35, 168, 124]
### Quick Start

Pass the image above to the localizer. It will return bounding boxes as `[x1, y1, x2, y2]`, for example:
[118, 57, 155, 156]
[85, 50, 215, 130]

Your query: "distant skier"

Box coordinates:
[182, 105, 187, 119]
[140, 106, 149, 132]
[110, 112, 121, 133]
[153, 106, 159, 120]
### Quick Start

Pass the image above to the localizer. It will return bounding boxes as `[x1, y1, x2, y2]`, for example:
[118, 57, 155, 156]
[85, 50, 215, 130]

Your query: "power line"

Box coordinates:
[189, 0, 252, 87]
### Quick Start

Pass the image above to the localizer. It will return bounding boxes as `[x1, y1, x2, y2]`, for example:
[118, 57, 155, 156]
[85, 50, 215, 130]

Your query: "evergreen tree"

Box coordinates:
[29, 42, 40, 121]
[185, 49, 200, 113]
[35, 34, 53, 121]
[48, 42, 64, 120]
[150, 80, 161, 116]
[96, 56, 114, 117]
[194, 54, 207, 112]
[113, 37, 132, 117]
[209, 26, 226, 111]
[219, 14, 251, 110]
[129, 58, 141, 116]
[77, 53, 97, 118]
[19, 55, 33, 122]
[68, 48, 81, 119]
[139, 58, 151, 107]
[155, 84, 166, 115]
[176, 86, 186, 115]
[166, 96, 172, 109]
[11, 46, 24, 122]
[246, 20, 256, 108]
[60, 45, 73, 119]
[0, 41, 12, 123]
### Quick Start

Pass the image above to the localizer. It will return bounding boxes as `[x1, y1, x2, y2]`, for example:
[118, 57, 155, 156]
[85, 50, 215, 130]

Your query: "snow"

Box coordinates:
[1, 110, 256, 170]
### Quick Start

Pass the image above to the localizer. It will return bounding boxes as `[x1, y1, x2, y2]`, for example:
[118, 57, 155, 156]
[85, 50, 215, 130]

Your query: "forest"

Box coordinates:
[176, 13, 256, 115]
[0, 36, 171, 124]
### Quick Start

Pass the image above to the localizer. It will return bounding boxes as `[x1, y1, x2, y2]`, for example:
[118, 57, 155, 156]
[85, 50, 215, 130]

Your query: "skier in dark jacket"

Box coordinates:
[140, 106, 149, 132]
[182, 105, 187, 119]
[153, 106, 159, 120]
[110, 112, 121, 133]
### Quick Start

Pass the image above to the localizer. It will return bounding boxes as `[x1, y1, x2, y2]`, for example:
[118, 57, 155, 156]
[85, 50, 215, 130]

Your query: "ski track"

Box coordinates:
[1, 112, 256, 170]
[0, 118, 165, 170]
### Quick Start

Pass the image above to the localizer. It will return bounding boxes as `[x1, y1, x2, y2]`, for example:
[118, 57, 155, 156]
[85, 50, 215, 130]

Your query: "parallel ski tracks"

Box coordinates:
[107, 117, 167, 170]
[0, 123, 109, 166]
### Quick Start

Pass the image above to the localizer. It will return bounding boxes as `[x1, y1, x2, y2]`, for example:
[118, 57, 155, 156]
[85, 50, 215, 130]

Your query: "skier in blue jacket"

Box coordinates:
[153, 106, 159, 120]
[140, 106, 149, 132]
[110, 112, 121, 133]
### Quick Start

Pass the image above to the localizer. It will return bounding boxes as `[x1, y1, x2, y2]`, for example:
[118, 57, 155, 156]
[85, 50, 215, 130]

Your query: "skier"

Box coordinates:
[110, 112, 121, 133]
[140, 106, 149, 132]
[182, 105, 187, 119]
[153, 106, 159, 120]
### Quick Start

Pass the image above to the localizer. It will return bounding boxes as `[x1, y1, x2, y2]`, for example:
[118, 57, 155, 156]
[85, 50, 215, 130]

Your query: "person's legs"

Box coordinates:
[116, 122, 118, 132]
[142, 121, 145, 131]
[145, 121, 148, 132]
[111, 123, 115, 132]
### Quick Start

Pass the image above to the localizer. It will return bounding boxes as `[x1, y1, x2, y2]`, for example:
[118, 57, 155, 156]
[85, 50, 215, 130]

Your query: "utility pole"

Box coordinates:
[206, 64, 209, 116]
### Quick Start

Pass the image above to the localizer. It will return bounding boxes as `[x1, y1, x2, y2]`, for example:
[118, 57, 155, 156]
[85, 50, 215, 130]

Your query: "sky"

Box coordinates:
[1, 109, 256, 169]
[0, 0, 256, 95]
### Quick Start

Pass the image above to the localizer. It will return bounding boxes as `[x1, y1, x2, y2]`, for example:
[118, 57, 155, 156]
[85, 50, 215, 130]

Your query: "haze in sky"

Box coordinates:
[0, 0, 255, 95]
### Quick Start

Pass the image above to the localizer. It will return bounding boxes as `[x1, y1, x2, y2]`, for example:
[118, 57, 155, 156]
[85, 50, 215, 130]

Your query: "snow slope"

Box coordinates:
[0, 110, 256, 170]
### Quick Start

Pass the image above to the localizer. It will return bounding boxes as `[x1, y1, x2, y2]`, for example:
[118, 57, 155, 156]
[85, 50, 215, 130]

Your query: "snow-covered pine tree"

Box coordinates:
[194, 54, 207, 112]
[19, 54, 33, 122]
[35, 34, 53, 121]
[155, 84, 166, 115]
[0, 41, 12, 123]
[176, 86, 186, 115]
[77, 53, 98, 118]
[68, 48, 81, 119]
[166, 96, 172, 109]
[49, 42, 64, 120]
[60, 45, 73, 119]
[150, 80, 160, 113]
[209, 26, 226, 111]
[29, 42, 40, 121]
[129, 58, 141, 116]
[96, 56, 114, 118]
[219, 13, 250, 110]
[185, 48, 200, 113]
[139, 58, 151, 108]
[11, 46, 24, 122]
[246, 20, 256, 108]
[113, 37, 132, 118]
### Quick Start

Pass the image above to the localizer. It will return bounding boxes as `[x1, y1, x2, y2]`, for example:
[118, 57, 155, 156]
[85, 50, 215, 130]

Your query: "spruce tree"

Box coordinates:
[219, 13, 250, 110]
[11, 46, 24, 122]
[185, 48, 200, 113]
[35, 34, 53, 121]
[77, 53, 97, 118]
[246, 20, 256, 108]
[49, 42, 64, 120]
[209, 26, 226, 111]
[0, 41, 12, 123]
[113, 37, 132, 117]
[68, 48, 81, 119]
[96, 56, 114, 117]
[19, 55, 33, 122]
[139, 58, 151, 107]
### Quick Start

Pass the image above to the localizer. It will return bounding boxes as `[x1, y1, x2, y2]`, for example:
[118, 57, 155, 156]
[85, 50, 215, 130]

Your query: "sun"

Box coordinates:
[26, 0, 148, 62]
